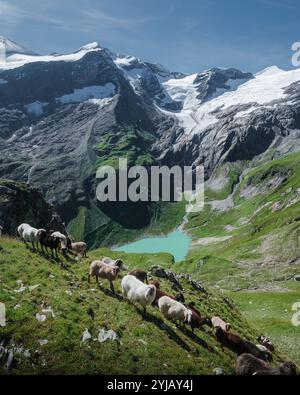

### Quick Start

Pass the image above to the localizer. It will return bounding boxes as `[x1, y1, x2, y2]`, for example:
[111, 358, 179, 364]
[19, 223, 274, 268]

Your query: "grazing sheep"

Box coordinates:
[0, 225, 3, 237]
[211, 316, 231, 332]
[151, 280, 185, 306]
[129, 269, 148, 284]
[18, 223, 46, 250]
[236, 354, 296, 376]
[121, 275, 156, 314]
[40, 233, 60, 257]
[51, 231, 68, 253]
[88, 260, 120, 293]
[215, 327, 270, 361]
[158, 296, 193, 327]
[187, 304, 212, 333]
[257, 335, 275, 353]
[67, 239, 87, 258]
[102, 257, 126, 270]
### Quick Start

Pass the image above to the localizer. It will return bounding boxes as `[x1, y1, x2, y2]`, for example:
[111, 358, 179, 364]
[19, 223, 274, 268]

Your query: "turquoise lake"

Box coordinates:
[113, 231, 191, 262]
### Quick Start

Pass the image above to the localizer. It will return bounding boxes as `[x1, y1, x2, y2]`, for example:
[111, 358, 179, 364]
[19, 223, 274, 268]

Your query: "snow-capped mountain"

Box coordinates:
[1, 37, 300, 237]
[0, 36, 37, 57]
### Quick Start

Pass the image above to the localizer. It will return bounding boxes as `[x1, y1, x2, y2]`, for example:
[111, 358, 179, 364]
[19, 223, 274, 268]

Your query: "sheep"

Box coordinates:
[215, 327, 271, 361]
[151, 280, 185, 307]
[129, 269, 148, 284]
[211, 316, 231, 332]
[121, 275, 156, 314]
[40, 233, 60, 258]
[102, 257, 126, 271]
[236, 354, 296, 376]
[51, 231, 68, 253]
[158, 296, 193, 327]
[0, 225, 3, 237]
[18, 223, 46, 250]
[187, 303, 212, 333]
[257, 335, 275, 353]
[67, 238, 87, 258]
[88, 260, 120, 293]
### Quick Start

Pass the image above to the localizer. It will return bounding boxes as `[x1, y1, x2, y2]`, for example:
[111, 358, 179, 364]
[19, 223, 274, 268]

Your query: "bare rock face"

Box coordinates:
[1, 39, 300, 246]
[0, 179, 65, 236]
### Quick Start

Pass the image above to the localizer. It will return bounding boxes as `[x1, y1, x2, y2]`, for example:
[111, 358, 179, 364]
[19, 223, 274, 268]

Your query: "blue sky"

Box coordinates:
[1, 0, 300, 73]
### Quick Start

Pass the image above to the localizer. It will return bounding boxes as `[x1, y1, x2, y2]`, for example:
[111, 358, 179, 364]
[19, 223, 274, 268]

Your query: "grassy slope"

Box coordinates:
[175, 151, 300, 364]
[0, 236, 280, 375]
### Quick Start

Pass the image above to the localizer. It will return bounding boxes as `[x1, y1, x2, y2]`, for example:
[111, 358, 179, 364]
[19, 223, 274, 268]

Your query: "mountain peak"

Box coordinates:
[0, 36, 37, 56]
[76, 42, 102, 52]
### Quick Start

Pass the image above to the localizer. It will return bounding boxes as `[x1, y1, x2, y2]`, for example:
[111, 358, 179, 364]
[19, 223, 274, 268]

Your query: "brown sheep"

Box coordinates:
[88, 260, 120, 293]
[40, 232, 60, 258]
[187, 303, 212, 333]
[236, 354, 296, 376]
[129, 269, 148, 284]
[151, 280, 185, 306]
[215, 328, 271, 361]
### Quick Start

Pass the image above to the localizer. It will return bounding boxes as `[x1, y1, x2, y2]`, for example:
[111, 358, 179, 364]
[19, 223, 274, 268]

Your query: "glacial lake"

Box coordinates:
[113, 231, 191, 262]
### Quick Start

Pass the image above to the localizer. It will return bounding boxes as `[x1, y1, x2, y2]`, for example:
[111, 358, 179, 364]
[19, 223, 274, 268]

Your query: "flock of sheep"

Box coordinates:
[12, 223, 298, 375]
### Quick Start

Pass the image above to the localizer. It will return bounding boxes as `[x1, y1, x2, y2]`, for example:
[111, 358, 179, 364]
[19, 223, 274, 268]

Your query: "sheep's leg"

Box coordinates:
[32, 242, 35, 250]
[88, 274, 91, 284]
[110, 282, 115, 293]
[96, 276, 99, 285]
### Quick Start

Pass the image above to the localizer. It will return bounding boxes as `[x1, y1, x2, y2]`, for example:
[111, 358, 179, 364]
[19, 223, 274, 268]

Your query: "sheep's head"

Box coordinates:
[225, 323, 231, 331]
[184, 309, 193, 324]
[175, 293, 185, 303]
[145, 285, 156, 301]
[37, 229, 47, 241]
[280, 362, 297, 375]
[115, 259, 124, 270]
[152, 280, 161, 289]
[205, 317, 213, 328]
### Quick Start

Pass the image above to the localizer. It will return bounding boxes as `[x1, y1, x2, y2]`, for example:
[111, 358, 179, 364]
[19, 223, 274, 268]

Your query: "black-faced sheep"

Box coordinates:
[236, 354, 296, 376]
[257, 335, 275, 353]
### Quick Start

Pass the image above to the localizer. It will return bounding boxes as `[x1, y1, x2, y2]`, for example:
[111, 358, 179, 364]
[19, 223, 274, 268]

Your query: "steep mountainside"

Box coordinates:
[1, 38, 300, 247]
[0, 238, 288, 375]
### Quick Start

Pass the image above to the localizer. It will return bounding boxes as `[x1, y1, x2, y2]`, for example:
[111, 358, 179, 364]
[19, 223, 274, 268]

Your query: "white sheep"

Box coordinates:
[121, 275, 156, 314]
[18, 223, 46, 249]
[0, 225, 3, 237]
[158, 296, 193, 326]
[51, 231, 67, 252]
[211, 316, 231, 331]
